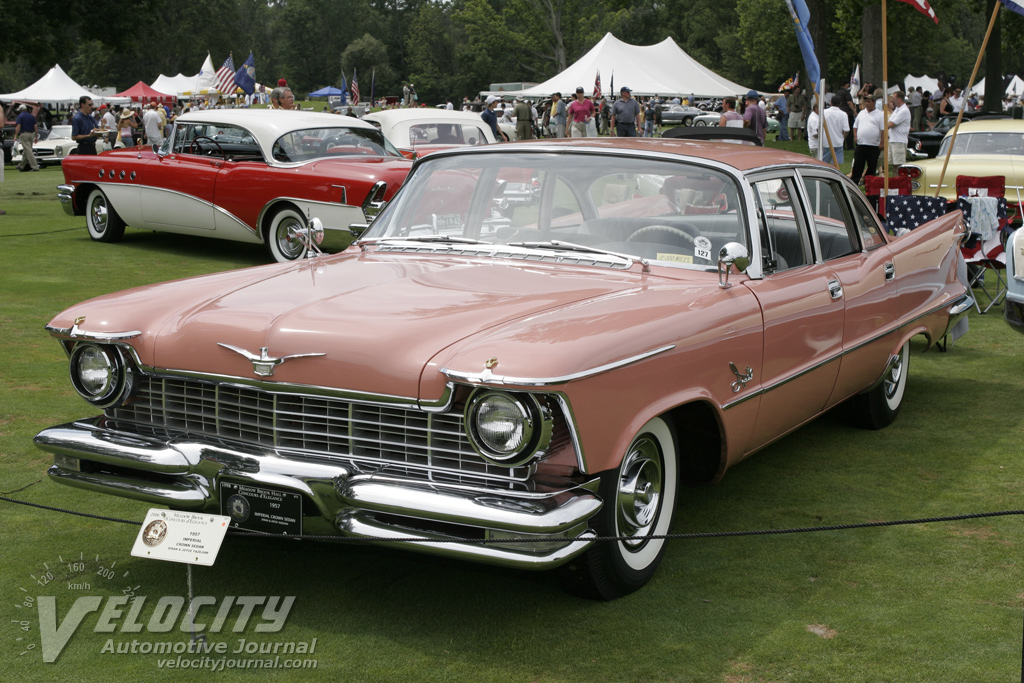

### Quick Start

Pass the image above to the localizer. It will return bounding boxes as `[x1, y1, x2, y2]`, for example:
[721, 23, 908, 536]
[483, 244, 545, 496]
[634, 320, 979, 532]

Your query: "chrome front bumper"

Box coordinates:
[35, 418, 601, 569]
[57, 184, 76, 216]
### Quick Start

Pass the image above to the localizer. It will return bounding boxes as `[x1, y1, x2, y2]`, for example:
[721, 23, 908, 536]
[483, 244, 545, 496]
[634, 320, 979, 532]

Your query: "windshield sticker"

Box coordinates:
[693, 236, 712, 261]
[657, 253, 694, 264]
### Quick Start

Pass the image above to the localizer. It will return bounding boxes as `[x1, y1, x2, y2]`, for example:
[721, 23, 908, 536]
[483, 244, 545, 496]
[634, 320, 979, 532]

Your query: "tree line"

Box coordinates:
[3, 0, 1021, 106]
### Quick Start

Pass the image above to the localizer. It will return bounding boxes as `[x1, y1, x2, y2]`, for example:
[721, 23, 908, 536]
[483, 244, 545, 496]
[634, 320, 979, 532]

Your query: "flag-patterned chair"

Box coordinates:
[864, 175, 912, 223]
[956, 175, 1010, 313]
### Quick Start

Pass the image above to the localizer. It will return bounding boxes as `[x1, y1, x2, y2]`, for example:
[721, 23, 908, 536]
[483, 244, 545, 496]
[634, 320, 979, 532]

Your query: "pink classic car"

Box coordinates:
[35, 138, 972, 599]
[57, 109, 412, 262]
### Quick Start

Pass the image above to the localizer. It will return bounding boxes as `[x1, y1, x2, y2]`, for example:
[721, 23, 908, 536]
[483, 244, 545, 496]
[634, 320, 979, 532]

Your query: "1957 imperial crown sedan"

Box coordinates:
[35, 138, 972, 599]
[57, 109, 413, 262]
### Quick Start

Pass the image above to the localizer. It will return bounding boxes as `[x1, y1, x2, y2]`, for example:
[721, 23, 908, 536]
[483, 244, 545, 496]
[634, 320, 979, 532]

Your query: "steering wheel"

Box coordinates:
[188, 135, 224, 157]
[625, 224, 699, 246]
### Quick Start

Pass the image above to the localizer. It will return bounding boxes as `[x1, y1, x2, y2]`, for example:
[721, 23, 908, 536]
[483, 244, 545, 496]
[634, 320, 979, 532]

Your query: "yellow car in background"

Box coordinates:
[899, 118, 1024, 222]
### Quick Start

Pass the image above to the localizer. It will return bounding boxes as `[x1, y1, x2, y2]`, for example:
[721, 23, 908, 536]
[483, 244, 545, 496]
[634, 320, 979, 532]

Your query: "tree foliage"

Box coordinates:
[2, 0, 1020, 105]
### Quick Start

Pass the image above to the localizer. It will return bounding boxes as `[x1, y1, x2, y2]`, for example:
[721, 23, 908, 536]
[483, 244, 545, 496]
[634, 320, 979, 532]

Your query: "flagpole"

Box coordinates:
[819, 81, 839, 169]
[934, 1, 1001, 198]
[882, 0, 890, 197]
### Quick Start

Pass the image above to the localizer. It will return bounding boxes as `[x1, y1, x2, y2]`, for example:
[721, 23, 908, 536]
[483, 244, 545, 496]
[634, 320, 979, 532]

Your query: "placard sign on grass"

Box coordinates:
[131, 509, 231, 566]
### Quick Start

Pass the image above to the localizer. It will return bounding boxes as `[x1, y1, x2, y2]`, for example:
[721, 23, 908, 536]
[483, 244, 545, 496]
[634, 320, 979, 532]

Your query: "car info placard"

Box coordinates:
[220, 481, 303, 535]
[131, 509, 231, 566]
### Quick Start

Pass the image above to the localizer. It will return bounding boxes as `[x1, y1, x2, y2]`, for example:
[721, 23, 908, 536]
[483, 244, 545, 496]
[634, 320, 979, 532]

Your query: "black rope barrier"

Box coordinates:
[3, 494, 1022, 545]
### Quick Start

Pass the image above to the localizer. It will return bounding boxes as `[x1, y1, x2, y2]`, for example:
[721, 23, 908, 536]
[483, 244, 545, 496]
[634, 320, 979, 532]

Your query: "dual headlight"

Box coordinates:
[464, 390, 553, 467]
[68, 343, 132, 407]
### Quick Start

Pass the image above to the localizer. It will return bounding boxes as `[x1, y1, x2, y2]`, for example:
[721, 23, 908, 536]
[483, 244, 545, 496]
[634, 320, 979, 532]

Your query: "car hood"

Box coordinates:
[50, 253, 717, 401]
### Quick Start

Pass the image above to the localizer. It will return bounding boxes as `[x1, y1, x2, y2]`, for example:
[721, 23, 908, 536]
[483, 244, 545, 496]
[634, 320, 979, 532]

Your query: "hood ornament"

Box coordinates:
[218, 343, 325, 377]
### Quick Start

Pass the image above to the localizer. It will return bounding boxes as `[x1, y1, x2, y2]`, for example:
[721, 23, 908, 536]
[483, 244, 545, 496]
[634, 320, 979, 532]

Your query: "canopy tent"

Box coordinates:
[0, 64, 128, 105]
[151, 73, 198, 96]
[114, 81, 176, 104]
[502, 33, 751, 99]
[309, 86, 344, 98]
[904, 74, 940, 95]
[969, 75, 1024, 97]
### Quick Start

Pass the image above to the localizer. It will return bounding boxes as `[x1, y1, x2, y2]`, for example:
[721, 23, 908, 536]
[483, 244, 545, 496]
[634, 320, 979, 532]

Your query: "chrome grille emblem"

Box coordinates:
[218, 343, 325, 377]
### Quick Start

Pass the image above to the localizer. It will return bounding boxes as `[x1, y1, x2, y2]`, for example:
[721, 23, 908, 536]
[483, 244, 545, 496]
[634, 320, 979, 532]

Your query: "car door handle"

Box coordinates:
[828, 279, 843, 300]
[884, 262, 895, 281]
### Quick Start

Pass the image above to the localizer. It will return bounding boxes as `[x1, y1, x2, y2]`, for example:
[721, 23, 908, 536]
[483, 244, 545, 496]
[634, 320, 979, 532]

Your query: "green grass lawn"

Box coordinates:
[1, 164, 1023, 682]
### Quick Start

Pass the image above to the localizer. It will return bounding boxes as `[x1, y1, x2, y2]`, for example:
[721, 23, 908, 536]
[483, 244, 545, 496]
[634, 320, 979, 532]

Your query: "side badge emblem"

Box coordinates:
[218, 343, 325, 377]
[729, 362, 753, 393]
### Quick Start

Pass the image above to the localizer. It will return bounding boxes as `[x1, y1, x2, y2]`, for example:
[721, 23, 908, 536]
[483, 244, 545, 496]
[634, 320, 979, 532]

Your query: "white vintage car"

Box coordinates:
[12, 125, 124, 166]
[362, 108, 498, 158]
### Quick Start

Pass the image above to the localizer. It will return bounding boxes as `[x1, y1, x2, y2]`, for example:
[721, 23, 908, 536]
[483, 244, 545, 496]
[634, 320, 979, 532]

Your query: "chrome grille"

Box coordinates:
[108, 375, 534, 482]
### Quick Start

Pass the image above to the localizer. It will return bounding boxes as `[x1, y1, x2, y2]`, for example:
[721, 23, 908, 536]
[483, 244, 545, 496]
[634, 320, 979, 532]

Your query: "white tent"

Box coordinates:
[509, 33, 750, 99]
[969, 75, 1024, 97]
[904, 74, 940, 95]
[151, 73, 197, 96]
[0, 64, 128, 105]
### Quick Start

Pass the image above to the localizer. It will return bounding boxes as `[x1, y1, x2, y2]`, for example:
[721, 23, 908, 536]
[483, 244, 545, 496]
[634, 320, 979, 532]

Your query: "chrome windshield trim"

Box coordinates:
[441, 345, 675, 387]
[723, 292, 971, 410]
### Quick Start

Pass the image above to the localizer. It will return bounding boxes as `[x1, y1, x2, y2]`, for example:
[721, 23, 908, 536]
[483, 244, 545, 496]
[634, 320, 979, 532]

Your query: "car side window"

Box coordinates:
[751, 177, 811, 272]
[799, 176, 859, 261]
[845, 186, 887, 250]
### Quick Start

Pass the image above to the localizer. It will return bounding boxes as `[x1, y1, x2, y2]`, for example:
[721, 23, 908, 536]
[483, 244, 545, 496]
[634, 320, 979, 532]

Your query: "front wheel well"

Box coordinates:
[663, 401, 724, 485]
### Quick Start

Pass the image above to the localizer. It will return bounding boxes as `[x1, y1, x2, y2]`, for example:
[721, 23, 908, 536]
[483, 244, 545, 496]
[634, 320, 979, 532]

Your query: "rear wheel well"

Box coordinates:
[664, 401, 724, 485]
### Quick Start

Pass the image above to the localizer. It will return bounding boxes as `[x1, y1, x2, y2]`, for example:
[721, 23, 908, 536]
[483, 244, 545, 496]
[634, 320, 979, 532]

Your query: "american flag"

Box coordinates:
[1001, 0, 1024, 16]
[884, 196, 949, 232]
[894, 0, 938, 24]
[214, 55, 236, 94]
[350, 69, 359, 105]
[593, 69, 601, 99]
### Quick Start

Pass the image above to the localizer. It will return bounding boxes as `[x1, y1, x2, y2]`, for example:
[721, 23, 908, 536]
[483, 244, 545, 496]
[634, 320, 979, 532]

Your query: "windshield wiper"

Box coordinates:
[507, 240, 650, 272]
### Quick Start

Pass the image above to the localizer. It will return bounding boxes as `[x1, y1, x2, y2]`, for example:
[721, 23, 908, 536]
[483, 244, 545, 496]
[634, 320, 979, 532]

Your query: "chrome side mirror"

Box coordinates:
[301, 217, 325, 259]
[718, 242, 749, 289]
[348, 223, 370, 238]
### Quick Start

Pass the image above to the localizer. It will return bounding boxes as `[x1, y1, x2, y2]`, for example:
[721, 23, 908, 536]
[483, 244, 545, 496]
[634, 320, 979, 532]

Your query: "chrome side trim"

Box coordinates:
[723, 292, 971, 410]
[441, 344, 675, 387]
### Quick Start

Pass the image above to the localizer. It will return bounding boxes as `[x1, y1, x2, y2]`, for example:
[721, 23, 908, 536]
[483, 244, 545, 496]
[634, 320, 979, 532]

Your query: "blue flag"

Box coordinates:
[1001, 0, 1024, 16]
[340, 70, 349, 105]
[785, 0, 820, 89]
[234, 52, 256, 95]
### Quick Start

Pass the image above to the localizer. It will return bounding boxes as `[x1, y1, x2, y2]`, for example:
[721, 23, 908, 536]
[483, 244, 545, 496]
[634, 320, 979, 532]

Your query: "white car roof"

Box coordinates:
[175, 108, 376, 142]
[363, 109, 489, 127]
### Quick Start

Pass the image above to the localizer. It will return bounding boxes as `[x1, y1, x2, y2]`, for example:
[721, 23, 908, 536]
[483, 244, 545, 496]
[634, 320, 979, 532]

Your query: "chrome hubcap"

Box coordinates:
[276, 216, 305, 259]
[91, 198, 108, 232]
[884, 353, 903, 400]
[616, 436, 663, 548]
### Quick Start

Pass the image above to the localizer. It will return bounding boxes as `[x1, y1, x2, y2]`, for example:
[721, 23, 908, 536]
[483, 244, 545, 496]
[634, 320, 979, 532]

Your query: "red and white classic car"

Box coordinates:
[57, 109, 413, 262]
[36, 138, 972, 599]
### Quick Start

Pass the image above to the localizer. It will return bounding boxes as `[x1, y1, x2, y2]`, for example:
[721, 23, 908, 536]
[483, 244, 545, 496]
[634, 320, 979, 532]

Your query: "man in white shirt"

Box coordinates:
[949, 87, 964, 113]
[142, 103, 164, 146]
[807, 102, 820, 159]
[101, 106, 117, 146]
[909, 87, 923, 131]
[851, 98, 883, 184]
[887, 91, 912, 166]
[820, 95, 850, 165]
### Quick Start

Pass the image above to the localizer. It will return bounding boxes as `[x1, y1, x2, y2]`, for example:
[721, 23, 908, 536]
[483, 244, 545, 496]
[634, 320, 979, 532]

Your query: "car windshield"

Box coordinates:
[50, 125, 72, 139]
[272, 126, 401, 162]
[939, 131, 1024, 157]
[406, 121, 491, 148]
[362, 151, 748, 271]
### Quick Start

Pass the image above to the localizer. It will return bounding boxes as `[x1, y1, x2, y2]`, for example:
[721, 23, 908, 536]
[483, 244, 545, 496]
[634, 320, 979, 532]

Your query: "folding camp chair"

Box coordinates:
[864, 175, 912, 222]
[956, 175, 1009, 313]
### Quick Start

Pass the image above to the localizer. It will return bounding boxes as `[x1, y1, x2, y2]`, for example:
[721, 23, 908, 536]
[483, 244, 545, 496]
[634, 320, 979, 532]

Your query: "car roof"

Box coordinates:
[946, 118, 1024, 134]
[463, 137, 829, 173]
[175, 109, 376, 139]
[363, 109, 488, 126]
